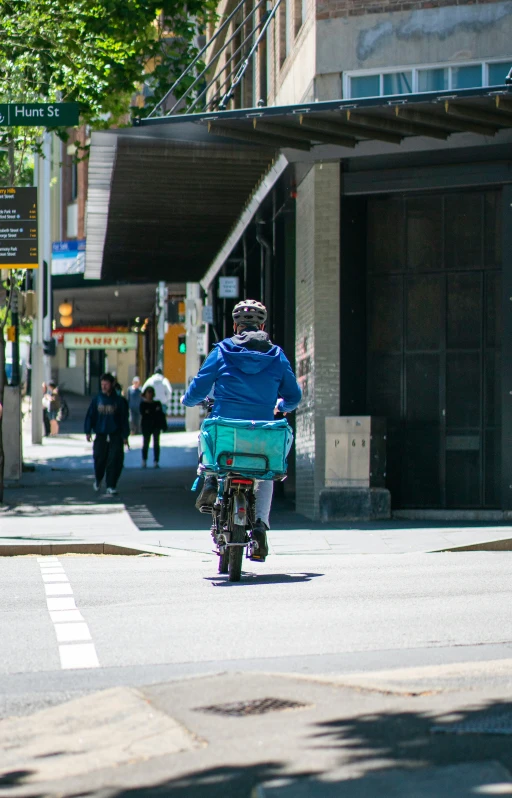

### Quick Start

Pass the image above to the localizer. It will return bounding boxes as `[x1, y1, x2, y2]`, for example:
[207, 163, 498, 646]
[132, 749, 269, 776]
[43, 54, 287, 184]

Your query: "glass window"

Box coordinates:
[285, 0, 292, 56]
[350, 74, 380, 98]
[383, 71, 413, 95]
[488, 61, 512, 85]
[418, 68, 449, 92]
[452, 64, 482, 89]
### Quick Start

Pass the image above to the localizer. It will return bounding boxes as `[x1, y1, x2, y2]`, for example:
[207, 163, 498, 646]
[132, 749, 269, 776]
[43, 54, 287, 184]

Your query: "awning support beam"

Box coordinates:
[395, 106, 497, 137]
[299, 115, 402, 145]
[444, 101, 512, 128]
[255, 119, 357, 148]
[348, 110, 449, 141]
[208, 122, 311, 150]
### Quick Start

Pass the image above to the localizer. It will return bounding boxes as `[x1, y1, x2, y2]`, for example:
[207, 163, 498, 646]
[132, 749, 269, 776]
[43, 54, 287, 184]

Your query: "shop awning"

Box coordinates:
[85, 84, 512, 283]
[85, 134, 278, 282]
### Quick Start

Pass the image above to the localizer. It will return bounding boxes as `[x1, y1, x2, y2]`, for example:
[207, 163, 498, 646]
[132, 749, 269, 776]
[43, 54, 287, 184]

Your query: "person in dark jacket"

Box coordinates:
[140, 386, 167, 468]
[84, 372, 130, 496]
[182, 299, 301, 561]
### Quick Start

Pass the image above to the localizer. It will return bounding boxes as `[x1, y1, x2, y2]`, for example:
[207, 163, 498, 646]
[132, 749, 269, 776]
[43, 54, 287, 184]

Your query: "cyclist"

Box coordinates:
[182, 299, 302, 561]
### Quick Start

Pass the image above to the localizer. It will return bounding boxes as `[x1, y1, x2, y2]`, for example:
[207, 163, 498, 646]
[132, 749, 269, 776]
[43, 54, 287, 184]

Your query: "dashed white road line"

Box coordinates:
[38, 557, 100, 670]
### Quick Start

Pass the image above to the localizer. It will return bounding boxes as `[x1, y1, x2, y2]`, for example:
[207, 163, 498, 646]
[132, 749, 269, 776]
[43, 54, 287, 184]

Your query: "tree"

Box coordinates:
[0, 0, 216, 500]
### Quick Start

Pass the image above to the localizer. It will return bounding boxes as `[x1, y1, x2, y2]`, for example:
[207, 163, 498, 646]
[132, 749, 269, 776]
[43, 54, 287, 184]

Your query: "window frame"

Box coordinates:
[343, 57, 512, 100]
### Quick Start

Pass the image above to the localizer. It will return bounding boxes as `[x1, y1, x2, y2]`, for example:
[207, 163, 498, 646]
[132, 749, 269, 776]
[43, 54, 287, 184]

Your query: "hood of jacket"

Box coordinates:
[217, 331, 280, 375]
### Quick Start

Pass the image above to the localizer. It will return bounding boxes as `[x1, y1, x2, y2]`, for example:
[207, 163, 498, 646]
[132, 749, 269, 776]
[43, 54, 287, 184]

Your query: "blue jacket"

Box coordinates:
[84, 392, 130, 438]
[182, 330, 302, 421]
[127, 386, 141, 412]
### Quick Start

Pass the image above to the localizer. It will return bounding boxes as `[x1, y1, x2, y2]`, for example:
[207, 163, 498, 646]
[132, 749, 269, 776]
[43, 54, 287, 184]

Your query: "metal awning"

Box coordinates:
[137, 84, 512, 150]
[85, 134, 278, 282]
[85, 84, 512, 283]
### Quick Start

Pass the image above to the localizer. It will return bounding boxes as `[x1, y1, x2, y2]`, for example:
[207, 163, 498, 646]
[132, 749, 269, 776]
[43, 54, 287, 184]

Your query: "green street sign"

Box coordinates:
[0, 103, 79, 127]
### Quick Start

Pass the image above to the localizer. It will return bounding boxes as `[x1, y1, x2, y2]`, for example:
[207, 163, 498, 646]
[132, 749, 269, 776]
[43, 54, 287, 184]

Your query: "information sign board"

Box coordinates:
[0, 103, 79, 127]
[63, 331, 137, 350]
[218, 276, 239, 298]
[202, 305, 214, 324]
[0, 187, 38, 269]
[52, 239, 85, 275]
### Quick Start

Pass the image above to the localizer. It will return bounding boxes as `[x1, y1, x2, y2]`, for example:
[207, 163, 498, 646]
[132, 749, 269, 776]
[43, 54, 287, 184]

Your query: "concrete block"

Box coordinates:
[319, 487, 391, 521]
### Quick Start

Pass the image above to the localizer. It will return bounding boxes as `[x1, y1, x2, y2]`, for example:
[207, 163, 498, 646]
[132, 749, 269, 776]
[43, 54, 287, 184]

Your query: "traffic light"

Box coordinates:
[178, 334, 186, 354]
[43, 339, 56, 357]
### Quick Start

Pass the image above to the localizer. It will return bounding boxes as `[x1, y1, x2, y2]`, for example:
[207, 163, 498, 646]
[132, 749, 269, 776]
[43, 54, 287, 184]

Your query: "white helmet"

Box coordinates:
[232, 299, 267, 326]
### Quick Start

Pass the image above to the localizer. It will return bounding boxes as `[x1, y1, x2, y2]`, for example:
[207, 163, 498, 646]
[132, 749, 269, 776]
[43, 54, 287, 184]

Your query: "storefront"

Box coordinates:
[339, 176, 508, 511]
[85, 86, 512, 517]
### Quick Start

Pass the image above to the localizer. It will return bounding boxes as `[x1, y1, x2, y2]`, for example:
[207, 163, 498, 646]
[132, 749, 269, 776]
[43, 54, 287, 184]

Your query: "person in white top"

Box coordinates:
[141, 368, 172, 414]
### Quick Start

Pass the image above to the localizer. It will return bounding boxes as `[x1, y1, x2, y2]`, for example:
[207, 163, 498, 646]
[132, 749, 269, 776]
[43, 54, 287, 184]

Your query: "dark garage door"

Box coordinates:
[367, 190, 501, 508]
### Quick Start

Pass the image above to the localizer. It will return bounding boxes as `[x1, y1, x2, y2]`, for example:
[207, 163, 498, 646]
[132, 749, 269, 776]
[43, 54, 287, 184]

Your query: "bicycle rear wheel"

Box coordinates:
[218, 549, 229, 574]
[228, 523, 245, 582]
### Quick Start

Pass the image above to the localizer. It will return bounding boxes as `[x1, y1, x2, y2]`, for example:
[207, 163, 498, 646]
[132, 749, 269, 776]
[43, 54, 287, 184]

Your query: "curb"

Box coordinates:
[0, 542, 155, 557]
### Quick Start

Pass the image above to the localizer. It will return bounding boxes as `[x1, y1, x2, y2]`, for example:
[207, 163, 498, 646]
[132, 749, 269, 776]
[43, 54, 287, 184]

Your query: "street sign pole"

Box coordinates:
[31, 146, 48, 445]
[42, 133, 52, 386]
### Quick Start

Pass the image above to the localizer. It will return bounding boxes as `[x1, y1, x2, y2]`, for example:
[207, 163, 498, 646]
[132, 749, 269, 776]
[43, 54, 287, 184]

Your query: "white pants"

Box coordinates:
[254, 480, 273, 528]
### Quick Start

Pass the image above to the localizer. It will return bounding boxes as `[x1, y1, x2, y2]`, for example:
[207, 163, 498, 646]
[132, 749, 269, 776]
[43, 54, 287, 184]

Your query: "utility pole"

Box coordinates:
[31, 133, 51, 444]
[156, 281, 168, 369]
[185, 282, 203, 432]
[10, 286, 20, 386]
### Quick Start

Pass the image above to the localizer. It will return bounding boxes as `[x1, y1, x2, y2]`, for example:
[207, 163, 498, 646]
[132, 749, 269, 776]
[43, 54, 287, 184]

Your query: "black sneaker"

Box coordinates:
[250, 518, 269, 562]
[195, 475, 218, 512]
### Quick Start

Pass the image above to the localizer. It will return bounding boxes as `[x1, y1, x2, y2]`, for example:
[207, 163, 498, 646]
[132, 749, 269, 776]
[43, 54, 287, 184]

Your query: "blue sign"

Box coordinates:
[52, 239, 85, 275]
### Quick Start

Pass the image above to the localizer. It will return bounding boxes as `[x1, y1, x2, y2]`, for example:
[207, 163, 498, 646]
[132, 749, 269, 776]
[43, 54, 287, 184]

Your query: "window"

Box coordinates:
[383, 71, 412, 95]
[418, 67, 448, 92]
[285, 0, 292, 57]
[70, 159, 78, 201]
[452, 64, 482, 89]
[279, 0, 287, 65]
[301, 0, 307, 26]
[346, 59, 512, 99]
[350, 74, 380, 98]
[489, 61, 512, 85]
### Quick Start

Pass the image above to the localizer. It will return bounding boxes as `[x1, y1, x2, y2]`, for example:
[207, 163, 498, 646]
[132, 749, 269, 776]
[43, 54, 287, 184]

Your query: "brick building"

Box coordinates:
[86, 0, 512, 518]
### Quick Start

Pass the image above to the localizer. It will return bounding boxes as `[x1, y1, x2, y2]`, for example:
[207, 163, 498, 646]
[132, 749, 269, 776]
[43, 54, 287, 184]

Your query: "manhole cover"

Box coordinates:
[432, 713, 512, 736]
[195, 697, 310, 717]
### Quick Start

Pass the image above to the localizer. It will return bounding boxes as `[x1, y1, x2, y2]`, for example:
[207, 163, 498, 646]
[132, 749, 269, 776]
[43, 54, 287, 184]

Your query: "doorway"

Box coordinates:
[85, 349, 106, 396]
[366, 190, 501, 508]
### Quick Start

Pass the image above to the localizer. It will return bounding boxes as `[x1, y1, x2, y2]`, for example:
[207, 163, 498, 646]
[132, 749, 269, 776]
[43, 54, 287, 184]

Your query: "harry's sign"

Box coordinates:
[63, 332, 137, 350]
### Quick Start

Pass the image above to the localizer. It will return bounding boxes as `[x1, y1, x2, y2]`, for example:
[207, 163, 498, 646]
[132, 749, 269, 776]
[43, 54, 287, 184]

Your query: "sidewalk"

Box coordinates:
[2, 400, 512, 555]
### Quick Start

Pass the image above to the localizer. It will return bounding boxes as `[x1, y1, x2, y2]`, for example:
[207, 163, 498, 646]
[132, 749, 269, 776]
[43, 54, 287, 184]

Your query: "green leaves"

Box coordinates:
[0, 0, 217, 133]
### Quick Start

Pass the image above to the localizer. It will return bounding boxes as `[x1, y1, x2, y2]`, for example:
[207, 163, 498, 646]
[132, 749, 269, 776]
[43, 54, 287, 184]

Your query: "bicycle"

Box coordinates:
[196, 413, 293, 582]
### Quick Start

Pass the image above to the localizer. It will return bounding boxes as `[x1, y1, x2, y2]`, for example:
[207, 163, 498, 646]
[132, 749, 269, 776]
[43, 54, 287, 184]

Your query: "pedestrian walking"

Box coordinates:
[44, 381, 61, 437]
[84, 372, 130, 495]
[142, 367, 172, 419]
[42, 382, 51, 437]
[127, 376, 142, 434]
[140, 386, 167, 468]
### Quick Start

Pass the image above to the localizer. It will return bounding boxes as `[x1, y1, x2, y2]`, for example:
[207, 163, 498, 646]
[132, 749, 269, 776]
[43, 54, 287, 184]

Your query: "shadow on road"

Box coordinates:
[206, 572, 325, 587]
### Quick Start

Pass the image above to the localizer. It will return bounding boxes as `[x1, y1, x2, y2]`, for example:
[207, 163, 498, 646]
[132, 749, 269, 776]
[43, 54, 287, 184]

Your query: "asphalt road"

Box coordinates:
[2, 551, 512, 719]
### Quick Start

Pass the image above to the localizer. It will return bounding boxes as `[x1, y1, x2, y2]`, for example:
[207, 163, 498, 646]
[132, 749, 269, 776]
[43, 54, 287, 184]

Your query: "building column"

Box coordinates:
[295, 162, 340, 519]
[501, 185, 512, 511]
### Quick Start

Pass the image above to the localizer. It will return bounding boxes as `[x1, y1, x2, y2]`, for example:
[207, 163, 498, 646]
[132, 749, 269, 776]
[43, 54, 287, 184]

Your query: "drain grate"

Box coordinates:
[195, 697, 310, 717]
[432, 713, 512, 736]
